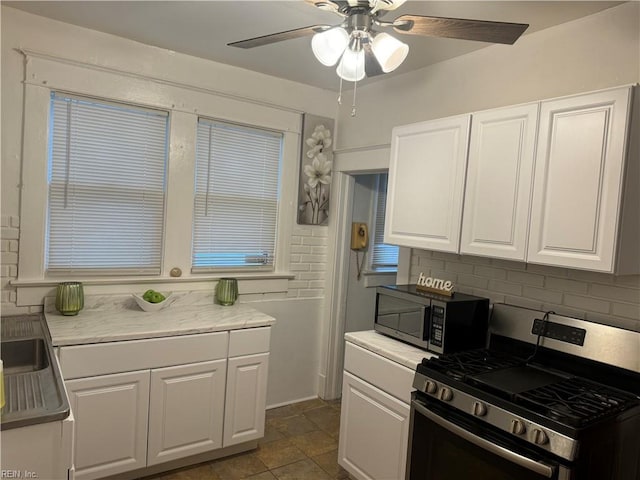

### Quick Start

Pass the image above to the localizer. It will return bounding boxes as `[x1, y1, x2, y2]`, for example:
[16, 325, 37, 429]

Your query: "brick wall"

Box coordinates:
[1, 215, 43, 315]
[0, 215, 327, 313]
[287, 225, 328, 298]
[409, 249, 640, 330]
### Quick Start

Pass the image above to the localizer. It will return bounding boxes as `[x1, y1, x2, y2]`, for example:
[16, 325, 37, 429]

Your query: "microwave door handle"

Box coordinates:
[412, 401, 556, 478]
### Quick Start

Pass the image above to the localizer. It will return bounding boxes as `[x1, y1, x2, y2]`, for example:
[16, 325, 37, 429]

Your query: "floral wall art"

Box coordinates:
[297, 114, 334, 226]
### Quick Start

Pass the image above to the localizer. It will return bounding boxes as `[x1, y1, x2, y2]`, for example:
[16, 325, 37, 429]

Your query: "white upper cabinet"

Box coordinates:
[527, 86, 637, 273]
[461, 104, 539, 260]
[385, 115, 471, 253]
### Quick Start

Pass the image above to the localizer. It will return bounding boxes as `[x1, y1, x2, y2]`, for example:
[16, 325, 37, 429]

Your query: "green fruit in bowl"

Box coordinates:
[143, 289, 155, 301]
[149, 292, 165, 304]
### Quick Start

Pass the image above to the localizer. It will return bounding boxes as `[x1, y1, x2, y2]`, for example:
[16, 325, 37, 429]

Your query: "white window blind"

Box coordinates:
[371, 173, 399, 270]
[47, 93, 168, 274]
[193, 119, 282, 270]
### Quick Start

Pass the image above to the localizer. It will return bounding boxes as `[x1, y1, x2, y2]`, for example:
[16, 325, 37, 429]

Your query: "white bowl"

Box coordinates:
[133, 293, 174, 312]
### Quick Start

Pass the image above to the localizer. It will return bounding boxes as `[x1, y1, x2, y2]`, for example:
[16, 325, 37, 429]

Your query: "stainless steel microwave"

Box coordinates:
[374, 285, 490, 354]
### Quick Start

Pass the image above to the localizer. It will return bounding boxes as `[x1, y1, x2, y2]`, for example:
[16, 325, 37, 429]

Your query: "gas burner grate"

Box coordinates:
[420, 349, 524, 380]
[515, 377, 640, 427]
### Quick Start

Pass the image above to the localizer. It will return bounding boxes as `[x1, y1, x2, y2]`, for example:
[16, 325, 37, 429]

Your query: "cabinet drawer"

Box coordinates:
[60, 332, 229, 379]
[344, 342, 415, 404]
[229, 327, 271, 357]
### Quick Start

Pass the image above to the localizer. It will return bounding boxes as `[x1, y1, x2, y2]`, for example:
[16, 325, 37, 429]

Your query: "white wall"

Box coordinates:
[333, 2, 640, 330]
[0, 6, 337, 405]
[335, 2, 640, 151]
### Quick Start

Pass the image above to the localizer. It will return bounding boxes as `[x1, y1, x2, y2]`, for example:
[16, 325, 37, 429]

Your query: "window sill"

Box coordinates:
[361, 270, 397, 288]
[12, 273, 295, 307]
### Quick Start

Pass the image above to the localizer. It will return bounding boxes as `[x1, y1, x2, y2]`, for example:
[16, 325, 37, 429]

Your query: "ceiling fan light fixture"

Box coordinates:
[311, 27, 349, 66]
[336, 45, 365, 82]
[371, 32, 409, 73]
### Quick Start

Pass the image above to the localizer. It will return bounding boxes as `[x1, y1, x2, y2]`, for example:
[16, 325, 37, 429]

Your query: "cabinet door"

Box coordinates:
[460, 104, 538, 260]
[338, 372, 410, 480]
[223, 353, 269, 447]
[385, 115, 471, 252]
[147, 359, 227, 466]
[66, 370, 150, 480]
[528, 87, 632, 272]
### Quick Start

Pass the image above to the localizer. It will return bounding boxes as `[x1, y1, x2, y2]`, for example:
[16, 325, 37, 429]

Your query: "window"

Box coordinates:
[370, 173, 399, 271]
[192, 119, 283, 271]
[46, 93, 169, 274]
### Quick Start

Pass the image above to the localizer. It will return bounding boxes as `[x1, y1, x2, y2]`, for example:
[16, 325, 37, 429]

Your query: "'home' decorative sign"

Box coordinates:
[416, 272, 454, 297]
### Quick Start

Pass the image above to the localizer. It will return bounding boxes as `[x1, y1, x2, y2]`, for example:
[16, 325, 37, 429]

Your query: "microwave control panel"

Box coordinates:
[430, 304, 445, 348]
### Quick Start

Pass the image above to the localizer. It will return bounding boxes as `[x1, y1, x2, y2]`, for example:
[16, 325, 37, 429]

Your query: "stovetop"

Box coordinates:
[417, 348, 640, 430]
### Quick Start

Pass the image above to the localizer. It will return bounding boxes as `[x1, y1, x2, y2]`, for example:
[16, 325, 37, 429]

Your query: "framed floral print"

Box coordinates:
[297, 113, 334, 225]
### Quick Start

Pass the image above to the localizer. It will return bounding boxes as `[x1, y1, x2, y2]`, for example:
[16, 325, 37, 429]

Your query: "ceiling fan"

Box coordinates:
[228, 0, 529, 82]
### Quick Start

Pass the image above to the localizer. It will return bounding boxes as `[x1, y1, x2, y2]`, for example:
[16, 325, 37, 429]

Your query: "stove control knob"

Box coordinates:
[510, 419, 526, 435]
[425, 381, 438, 395]
[439, 387, 453, 402]
[472, 401, 487, 417]
[531, 428, 549, 445]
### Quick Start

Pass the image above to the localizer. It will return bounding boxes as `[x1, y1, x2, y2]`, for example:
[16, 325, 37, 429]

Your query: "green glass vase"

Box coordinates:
[215, 278, 238, 306]
[55, 282, 84, 316]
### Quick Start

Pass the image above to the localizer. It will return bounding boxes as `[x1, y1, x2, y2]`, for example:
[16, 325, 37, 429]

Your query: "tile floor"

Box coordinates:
[145, 398, 350, 480]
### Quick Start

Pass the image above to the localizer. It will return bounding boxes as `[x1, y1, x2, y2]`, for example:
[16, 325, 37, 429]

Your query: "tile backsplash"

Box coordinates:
[409, 249, 640, 331]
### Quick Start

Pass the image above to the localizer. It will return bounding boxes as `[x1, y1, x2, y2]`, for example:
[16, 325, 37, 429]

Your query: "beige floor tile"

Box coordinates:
[245, 472, 278, 480]
[266, 404, 299, 419]
[210, 452, 268, 480]
[289, 430, 338, 457]
[311, 450, 350, 479]
[290, 398, 327, 412]
[268, 414, 319, 437]
[303, 406, 341, 437]
[159, 464, 219, 480]
[260, 422, 286, 444]
[271, 459, 332, 480]
[255, 438, 307, 470]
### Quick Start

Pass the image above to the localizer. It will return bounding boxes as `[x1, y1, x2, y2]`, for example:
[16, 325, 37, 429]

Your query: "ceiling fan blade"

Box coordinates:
[362, 41, 384, 77]
[228, 25, 330, 49]
[305, 0, 341, 14]
[393, 15, 529, 45]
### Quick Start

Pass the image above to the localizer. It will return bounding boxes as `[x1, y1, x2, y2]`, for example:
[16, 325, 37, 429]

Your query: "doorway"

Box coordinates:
[333, 173, 398, 395]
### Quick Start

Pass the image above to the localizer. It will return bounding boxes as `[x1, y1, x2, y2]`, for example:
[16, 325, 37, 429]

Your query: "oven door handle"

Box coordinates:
[413, 401, 556, 478]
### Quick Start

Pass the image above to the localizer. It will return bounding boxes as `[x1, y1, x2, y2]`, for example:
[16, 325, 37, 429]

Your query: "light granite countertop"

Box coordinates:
[44, 291, 275, 346]
[344, 330, 436, 370]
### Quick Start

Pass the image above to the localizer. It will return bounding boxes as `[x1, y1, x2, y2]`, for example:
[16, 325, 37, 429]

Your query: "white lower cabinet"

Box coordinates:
[60, 327, 271, 479]
[338, 342, 415, 480]
[147, 359, 227, 466]
[224, 352, 269, 446]
[66, 370, 150, 480]
[339, 372, 410, 480]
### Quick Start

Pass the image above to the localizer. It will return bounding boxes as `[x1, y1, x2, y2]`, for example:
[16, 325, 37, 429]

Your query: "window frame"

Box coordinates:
[16, 52, 300, 303]
[368, 173, 399, 273]
[45, 92, 170, 276]
[192, 117, 284, 272]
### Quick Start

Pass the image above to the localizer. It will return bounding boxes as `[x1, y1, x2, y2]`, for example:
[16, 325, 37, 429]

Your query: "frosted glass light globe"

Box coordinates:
[372, 32, 409, 73]
[336, 47, 365, 82]
[312, 28, 349, 66]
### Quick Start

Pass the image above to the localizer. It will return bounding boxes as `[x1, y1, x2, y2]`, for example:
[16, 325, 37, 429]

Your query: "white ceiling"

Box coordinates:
[5, 1, 623, 91]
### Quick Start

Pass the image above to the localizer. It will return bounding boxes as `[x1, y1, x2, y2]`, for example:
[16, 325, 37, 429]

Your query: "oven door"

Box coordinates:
[407, 394, 572, 480]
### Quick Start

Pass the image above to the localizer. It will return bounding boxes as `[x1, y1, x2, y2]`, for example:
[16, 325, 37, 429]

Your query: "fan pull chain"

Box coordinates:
[337, 75, 343, 105]
[351, 78, 357, 117]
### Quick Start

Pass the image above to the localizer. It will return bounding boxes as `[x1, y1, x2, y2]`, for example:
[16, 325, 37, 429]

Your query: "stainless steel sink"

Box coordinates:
[2, 338, 50, 374]
[1, 314, 70, 430]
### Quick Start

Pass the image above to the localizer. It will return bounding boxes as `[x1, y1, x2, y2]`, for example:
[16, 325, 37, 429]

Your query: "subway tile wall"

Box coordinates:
[409, 249, 640, 331]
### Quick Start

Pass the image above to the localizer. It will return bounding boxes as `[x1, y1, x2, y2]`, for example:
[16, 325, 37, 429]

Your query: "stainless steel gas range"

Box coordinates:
[407, 303, 640, 480]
